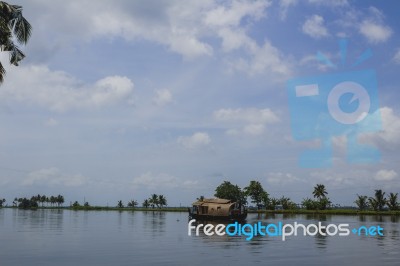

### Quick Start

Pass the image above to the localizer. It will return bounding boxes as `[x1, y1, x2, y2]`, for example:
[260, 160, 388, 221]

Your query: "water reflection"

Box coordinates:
[0, 209, 399, 266]
[142, 211, 166, 237]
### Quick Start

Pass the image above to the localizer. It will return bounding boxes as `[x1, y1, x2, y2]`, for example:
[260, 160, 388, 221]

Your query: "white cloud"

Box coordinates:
[267, 172, 303, 185]
[203, 0, 268, 27]
[393, 49, 400, 64]
[358, 7, 392, 44]
[24, 0, 274, 60]
[20, 1, 291, 78]
[360, 107, 400, 149]
[374, 169, 398, 181]
[0, 64, 134, 112]
[214, 108, 279, 124]
[359, 20, 392, 44]
[153, 89, 172, 106]
[22, 167, 88, 187]
[131, 172, 199, 189]
[279, 0, 297, 20]
[178, 132, 211, 149]
[302, 15, 329, 39]
[214, 107, 279, 136]
[308, 0, 348, 6]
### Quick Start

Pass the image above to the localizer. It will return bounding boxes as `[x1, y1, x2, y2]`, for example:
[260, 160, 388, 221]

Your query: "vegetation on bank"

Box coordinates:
[1, 181, 399, 216]
[203, 180, 399, 213]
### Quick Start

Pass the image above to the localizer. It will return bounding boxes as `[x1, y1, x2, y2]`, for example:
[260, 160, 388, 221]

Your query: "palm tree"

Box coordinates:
[40, 195, 46, 207]
[0, 198, 5, 207]
[117, 200, 124, 208]
[158, 195, 167, 208]
[313, 184, 328, 200]
[127, 199, 138, 208]
[149, 194, 159, 208]
[387, 192, 398, 211]
[0, 1, 32, 83]
[354, 195, 369, 211]
[369, 189, 386, 211]
[142, 199, 150, 208]
[56, 195, 64, 207]
[50, 196, 56, 207]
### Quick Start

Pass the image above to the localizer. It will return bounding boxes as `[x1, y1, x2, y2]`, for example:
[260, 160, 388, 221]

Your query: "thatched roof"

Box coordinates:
[192, 198, 232, 205]
[191, 198, 236, 216]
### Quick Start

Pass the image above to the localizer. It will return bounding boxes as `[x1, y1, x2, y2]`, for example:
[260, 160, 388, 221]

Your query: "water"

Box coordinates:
[0, 208, 399, 266]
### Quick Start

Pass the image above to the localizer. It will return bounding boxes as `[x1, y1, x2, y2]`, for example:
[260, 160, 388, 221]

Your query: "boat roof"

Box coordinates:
[192, 198, 233, 205]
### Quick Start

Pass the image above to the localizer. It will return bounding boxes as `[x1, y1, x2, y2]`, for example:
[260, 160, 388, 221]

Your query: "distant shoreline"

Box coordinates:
[2, 206, 400, 216]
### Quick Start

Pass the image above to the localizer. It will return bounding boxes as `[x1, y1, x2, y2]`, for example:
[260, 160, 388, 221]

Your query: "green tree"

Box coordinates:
[18, 198, 38, 209]
[301, 198, 318, 210]
[369, 189, 386, 211]
[0, 198, 5, 207]
[0, 1, 32, 83]
[50, 196, 56, 207]
[313, 184, 328, 200]
[40, 195, 46, 207]
[244, 180, 267, 209]
[127, 199, 138, 208]
[214, 181, 246, 205]
[158, 195, 167, 208]
[279, 196, 297, 210]
[355, 195, 369, 211]
[56, 195, 64, 207]
[311, 184, 330, 210]
[149, 194, 159, 208]
[72, 201, 80, 207]
[142, 199, 150, 208]
[387, 192, 398, 211]
[117, 200, 124, 208]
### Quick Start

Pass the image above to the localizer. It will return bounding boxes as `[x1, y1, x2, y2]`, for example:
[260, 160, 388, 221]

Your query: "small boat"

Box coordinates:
[188, 198, 247, 221]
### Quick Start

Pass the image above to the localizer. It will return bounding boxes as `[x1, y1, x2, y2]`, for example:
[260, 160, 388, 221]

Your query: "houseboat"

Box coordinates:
[188, 198, 247, 221]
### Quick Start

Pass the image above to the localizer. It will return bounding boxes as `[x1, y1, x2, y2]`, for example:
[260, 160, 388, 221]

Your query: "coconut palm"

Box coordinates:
[369, 189, 386, 211]
[142, 199, 150, 208]
[354, 195, 369, 211]
[0, 198, 5, 207]
[313, 184, 328, 200]
[0, 1, 32, 83]
[158, 195, 167, 208]
[149, 194, 159, 208]
[127, 199, 138, 208]
[56, 195, 64, 207]
[387, 192, 398, 211]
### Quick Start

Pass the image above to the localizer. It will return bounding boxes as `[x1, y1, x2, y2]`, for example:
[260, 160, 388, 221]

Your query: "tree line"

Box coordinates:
[0, 194, 65, 209]
[207, 180, 399, 211]
[114, 194, 168, 209]
[70, 194, 168, 209]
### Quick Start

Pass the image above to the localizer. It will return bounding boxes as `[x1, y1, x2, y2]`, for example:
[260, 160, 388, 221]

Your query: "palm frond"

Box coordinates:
[9, 44, 25, 65]
[10, 15, 32, 44]
[0, 61, 5, 84]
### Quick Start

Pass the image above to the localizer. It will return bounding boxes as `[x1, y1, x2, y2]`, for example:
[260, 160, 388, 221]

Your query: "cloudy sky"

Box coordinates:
[1, 0, 400, 207]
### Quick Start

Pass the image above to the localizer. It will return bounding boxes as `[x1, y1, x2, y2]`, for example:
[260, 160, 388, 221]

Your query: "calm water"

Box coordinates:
[0, 208, 399, 266]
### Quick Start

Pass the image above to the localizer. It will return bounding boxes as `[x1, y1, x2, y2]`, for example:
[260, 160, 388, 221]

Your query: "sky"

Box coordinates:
[1, 0, 400, 207]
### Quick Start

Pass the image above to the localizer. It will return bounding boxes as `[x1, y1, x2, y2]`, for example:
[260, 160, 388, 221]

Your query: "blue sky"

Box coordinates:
[1, 0, 400, 207]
